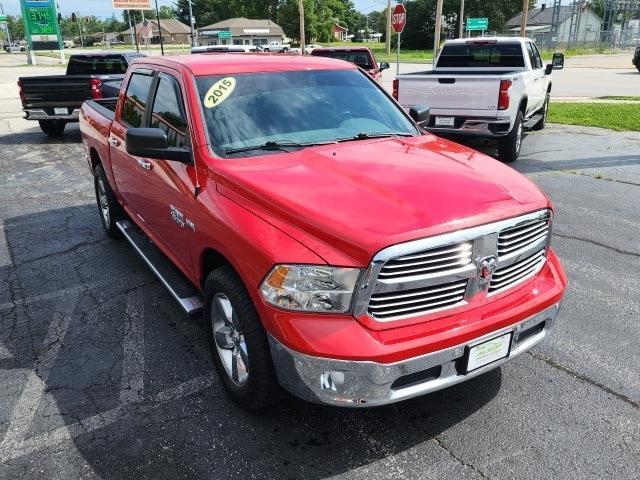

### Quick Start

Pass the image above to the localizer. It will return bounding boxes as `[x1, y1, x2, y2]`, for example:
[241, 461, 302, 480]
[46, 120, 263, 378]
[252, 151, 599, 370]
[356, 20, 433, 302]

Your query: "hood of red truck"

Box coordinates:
[214, 135, 550, 266]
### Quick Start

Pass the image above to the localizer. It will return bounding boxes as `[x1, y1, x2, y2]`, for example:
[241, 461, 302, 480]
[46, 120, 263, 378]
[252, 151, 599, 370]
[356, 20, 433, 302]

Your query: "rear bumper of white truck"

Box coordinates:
[425, 116, 512, 137]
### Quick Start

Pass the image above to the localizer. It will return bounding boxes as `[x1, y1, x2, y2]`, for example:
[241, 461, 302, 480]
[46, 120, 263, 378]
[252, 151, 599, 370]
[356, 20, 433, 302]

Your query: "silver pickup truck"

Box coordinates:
[394, 37, 564, 161]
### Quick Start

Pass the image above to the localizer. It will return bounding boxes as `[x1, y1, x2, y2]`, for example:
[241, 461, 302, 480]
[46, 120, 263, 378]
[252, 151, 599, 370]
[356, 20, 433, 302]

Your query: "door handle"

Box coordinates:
[137, 159, 152, 170]
[108, 137, 120, 147]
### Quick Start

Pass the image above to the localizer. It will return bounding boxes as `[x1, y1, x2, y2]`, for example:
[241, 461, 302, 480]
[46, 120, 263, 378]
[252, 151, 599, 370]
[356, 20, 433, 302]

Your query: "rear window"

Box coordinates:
[437, 43, 524, 68]
[312, 50, 375, 70]
[67, 55, 128, 75]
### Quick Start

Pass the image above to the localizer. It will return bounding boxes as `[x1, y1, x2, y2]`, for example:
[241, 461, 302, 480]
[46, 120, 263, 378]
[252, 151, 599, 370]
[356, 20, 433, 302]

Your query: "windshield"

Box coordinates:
[195, 69, 418, 157]
[437, 43, 524, 68]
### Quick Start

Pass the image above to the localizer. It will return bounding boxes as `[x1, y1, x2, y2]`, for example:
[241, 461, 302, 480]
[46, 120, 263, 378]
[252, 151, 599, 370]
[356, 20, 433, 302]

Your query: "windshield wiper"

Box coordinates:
[336, 132, 415, 143]
[224, 139, 336, 155]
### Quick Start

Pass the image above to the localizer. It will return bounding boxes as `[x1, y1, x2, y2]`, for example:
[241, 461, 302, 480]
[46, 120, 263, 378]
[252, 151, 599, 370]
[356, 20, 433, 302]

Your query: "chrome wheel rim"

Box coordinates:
[97, 177, 110, 226]
[515, 121, 523, 153]
[212, 293, 249, 386]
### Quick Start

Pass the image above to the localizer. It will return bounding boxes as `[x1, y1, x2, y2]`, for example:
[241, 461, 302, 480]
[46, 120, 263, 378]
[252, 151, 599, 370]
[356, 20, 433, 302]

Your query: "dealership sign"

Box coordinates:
[112, 0, 151, 9]
[20, 0, 62, 51]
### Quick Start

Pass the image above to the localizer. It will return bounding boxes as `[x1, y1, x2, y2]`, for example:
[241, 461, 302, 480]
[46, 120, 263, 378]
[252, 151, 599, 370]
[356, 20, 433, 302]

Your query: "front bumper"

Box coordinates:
[269, 302, 561, 407]
[425, 116, 512, 137]
[23, 108, 80, 121]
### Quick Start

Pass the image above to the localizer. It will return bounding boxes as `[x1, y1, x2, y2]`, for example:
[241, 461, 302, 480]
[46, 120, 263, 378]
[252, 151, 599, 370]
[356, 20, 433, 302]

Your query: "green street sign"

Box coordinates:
[0, 15, 7, 22]
[20, 0, 62, 51]
[217, 30, 231, 39]
[466, 17, 489, 31]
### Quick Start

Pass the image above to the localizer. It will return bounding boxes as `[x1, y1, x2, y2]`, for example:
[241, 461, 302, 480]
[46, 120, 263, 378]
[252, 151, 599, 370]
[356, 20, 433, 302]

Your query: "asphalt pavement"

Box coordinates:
[0, 57, 639, 480]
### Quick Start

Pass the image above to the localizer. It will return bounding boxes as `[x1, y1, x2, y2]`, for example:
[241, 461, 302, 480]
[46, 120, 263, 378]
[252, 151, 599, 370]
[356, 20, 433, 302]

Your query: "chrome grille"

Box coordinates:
[355, 210, 552, 323]
[378, 242, 473, 280]
[489, 250, 546, 294]
[368, 280, 468, 320]
[497, 218, 549, 257]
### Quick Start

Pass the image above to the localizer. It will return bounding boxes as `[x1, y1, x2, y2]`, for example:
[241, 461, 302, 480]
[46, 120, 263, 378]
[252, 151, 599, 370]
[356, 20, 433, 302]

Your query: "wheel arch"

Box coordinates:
[89, 147, 102, 171]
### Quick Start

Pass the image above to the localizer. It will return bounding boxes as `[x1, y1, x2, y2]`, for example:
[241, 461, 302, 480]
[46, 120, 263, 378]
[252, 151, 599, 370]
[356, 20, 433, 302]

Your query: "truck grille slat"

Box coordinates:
[378, 242, 473, 279]
[497, 219, 549, 256]
[489, 252, 545, 293]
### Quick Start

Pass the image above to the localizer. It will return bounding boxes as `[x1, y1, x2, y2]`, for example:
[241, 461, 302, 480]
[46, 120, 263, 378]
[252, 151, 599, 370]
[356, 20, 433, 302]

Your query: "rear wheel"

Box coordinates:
[94, 164, 126, 238]
[38, 120, 66, 137]
[498, 111, 523, 163]
[204, 265, 282, 410]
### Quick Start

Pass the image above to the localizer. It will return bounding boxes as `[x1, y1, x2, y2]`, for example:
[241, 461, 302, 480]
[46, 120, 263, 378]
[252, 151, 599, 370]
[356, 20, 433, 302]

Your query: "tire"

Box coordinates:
[204, 265, 282, 410]
[498, 110, 524, 163]
[38, 120, 66, 137]
[532, 93, 550, 131]
[637, 66, 640, 73]
[93, 164, 126, 238]
[283, 47, 289, 53]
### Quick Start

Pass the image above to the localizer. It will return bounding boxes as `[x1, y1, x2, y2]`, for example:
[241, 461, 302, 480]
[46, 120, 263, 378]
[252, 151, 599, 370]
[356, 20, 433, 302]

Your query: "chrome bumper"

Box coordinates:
[23, 109, 80, 121]
[269, 302, 561, 407]
[426, 117, 511, 137]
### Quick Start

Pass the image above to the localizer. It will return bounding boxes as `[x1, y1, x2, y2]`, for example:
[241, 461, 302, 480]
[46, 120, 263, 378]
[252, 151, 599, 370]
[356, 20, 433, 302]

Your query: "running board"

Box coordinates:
[116, 220, 203, 317]
[524, 113, 543, 129]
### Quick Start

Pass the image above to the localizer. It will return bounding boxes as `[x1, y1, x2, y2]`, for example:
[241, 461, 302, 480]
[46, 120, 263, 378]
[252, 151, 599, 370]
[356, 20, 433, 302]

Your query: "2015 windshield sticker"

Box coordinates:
[204, 77, 236, 108]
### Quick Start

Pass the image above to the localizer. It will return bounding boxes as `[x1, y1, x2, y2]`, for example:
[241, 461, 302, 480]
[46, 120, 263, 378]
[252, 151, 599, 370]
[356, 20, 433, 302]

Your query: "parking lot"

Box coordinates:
[1, 58, 639, 479]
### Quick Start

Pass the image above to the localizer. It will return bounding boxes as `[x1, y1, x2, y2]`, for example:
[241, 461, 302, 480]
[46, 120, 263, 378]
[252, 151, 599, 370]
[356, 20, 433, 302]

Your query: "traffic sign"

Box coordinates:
[218, 31, 231, 39]
[391, 3, 407, 34]
[466, 17, 489, 31]
[0, 15, 7, 22]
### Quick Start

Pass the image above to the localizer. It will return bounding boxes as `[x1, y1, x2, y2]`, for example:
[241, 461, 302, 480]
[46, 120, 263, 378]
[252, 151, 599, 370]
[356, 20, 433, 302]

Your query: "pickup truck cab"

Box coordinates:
[18, 52, 145, 137]
[260, 41, 290, 53]
[80, 54, 566, 409]
[311, 47, 389, 82]
[394, 37, 564, 161]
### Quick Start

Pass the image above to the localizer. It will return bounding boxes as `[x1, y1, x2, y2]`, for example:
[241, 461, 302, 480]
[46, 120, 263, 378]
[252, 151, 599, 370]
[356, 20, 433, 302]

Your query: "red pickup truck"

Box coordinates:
[310, 47, 389, 82]
[80, 54, 566, 410]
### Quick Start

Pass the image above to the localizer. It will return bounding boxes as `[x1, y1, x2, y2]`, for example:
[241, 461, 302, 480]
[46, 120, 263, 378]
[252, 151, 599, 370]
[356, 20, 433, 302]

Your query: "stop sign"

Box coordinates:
[391, 3, 407, 33]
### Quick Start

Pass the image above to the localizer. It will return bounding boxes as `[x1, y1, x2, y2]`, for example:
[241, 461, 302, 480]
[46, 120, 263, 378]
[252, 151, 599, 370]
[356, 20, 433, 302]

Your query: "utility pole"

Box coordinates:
[154, 0, 164, 55]
[298, 0, 305, 54]
[520, 0, 529, 37]
[433, 0, 443, 66]
[458, 0, 465, 38]
[385, 0, 391, 55]
[187, 0, 195, 47]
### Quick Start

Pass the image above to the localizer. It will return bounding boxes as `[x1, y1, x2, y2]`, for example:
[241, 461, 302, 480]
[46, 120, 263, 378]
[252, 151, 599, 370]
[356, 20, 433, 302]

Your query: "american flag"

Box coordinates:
[138, 19, 153, 39]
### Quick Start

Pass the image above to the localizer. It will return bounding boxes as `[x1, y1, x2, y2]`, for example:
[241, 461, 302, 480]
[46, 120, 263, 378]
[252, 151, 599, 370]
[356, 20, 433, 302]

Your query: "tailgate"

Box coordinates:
[398, 75, 501, 117]
[19, 75, 91, 109]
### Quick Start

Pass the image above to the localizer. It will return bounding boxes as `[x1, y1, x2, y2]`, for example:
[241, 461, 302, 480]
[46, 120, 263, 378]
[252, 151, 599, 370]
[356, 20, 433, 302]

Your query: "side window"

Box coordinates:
[149, 75, 188, 147]
[525, 43, 538, 70]
[121, 72, 153, 127]
[531, 43, 543, 69]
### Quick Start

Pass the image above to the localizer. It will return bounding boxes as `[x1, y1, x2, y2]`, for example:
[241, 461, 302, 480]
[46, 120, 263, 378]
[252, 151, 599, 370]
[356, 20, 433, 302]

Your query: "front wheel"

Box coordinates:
[532, 93, 550, 131]
[204, 266, 282, 410]
[38, 120, 66, 137]
[498, 111, 524, 162]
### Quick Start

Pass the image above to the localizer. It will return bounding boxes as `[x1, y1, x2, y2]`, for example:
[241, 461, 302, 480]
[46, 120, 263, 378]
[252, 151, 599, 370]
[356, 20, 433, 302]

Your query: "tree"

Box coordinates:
[6, 16, 25, 41]
[158, 5, 177, 19]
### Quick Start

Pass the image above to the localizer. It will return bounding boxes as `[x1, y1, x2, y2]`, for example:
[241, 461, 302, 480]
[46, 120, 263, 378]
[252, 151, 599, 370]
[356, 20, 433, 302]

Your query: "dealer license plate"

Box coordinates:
[54, 107, 68, 115]
[434, 116, 455, 127]
[466, 332, 512, 372]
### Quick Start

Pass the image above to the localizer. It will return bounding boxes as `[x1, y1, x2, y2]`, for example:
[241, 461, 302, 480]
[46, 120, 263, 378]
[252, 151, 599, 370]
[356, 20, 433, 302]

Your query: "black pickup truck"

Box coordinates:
[633, 46, 640, 73]
[18, 52, 145, 137]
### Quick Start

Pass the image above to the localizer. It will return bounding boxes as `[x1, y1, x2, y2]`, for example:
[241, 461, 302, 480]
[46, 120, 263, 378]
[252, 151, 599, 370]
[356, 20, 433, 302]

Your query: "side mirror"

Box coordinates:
[409, 105, 430, 126]
[552, 52, 565, 70]
[379, 62, 390, 71]
[126, 127, 192, 163]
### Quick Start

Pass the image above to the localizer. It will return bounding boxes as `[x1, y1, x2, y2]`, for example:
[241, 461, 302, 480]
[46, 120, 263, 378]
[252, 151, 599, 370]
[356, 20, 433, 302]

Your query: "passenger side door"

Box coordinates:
[136, 70, 197, 278]
[525, 42, 545, 113]
[109, 69, 154, 213]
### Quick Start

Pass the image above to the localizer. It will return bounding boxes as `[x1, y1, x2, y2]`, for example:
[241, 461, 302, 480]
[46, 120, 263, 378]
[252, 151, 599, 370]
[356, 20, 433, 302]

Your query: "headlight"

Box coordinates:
[260, 265, 361, 313]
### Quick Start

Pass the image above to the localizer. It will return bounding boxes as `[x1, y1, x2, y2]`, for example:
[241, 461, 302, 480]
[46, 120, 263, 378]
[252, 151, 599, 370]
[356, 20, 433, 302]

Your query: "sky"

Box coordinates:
[0, 0, 383, 18]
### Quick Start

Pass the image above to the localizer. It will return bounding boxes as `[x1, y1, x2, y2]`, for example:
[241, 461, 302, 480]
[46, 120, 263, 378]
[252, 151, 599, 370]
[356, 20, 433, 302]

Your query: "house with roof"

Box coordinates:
[507, 3, 602, 45]
[331, 23, 348, 42]
[122, 18, 192, 45]
[198, 18, 285, 47]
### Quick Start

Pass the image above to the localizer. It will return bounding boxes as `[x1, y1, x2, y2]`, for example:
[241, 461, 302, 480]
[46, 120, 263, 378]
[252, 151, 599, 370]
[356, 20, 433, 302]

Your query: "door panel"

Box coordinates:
[109, 71, 154, 212]
[136, 72, 197, 277]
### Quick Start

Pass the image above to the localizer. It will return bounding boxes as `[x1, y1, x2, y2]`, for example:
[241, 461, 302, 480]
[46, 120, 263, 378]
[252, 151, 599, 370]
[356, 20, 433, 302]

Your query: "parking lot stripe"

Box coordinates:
[0, 293, 78, 452]
[0, 373, 215, 462]
[120, 289, 145, 403]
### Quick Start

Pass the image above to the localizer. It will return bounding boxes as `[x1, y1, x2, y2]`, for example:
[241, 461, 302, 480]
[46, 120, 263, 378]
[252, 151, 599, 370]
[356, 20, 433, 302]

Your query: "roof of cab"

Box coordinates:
[131, 53, 359, 76]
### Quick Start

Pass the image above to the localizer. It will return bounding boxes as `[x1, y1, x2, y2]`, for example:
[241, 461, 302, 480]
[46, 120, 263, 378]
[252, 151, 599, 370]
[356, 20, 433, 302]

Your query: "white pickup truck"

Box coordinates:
[394, 37, 565, 161]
